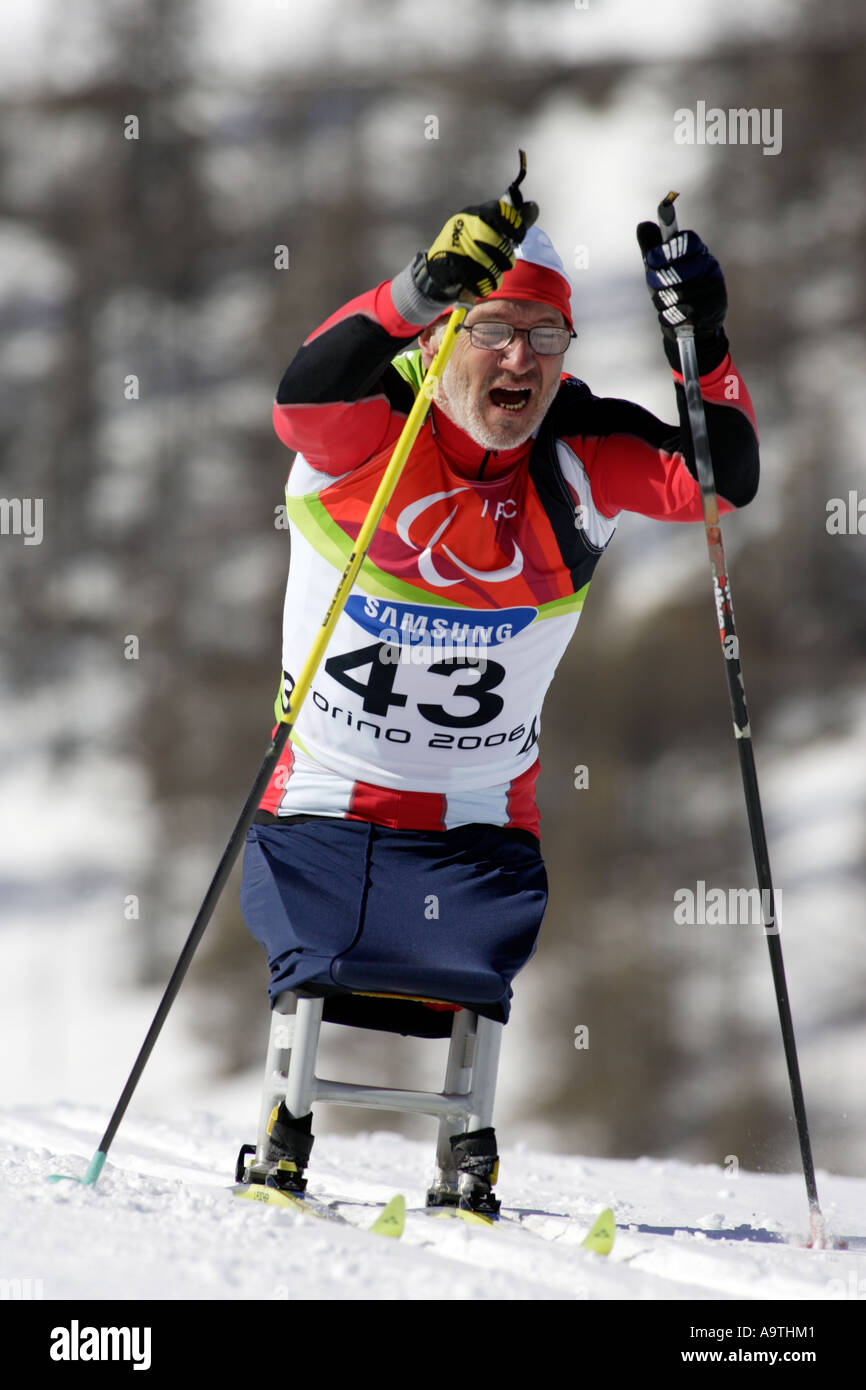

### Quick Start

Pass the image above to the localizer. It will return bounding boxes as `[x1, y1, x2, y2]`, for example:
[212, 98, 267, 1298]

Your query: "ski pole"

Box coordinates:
[48, 301, 469, 1188]
[656, 192, 828, 1245]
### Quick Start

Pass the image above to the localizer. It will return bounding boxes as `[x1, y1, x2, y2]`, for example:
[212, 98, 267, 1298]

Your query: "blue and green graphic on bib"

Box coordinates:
[346, 597, 537, 658]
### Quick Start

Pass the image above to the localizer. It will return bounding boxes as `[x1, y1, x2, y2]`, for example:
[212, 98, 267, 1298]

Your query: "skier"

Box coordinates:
[239, 183, 759, 1206]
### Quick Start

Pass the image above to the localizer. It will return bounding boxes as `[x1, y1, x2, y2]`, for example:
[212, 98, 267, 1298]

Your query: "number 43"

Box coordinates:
[324, 642, 505, 729]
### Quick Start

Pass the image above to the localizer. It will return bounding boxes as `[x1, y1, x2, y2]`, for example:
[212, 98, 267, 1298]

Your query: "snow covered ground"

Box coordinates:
[2, 1103, 864, 1362]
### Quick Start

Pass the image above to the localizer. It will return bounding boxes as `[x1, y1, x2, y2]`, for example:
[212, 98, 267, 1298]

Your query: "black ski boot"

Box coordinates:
[235, 1105, 315, 1193]
[426, 1126, 501, 1215]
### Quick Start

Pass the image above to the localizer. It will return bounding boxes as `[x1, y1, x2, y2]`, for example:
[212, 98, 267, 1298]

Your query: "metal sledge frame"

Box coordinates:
[254, 991, 504, 1201]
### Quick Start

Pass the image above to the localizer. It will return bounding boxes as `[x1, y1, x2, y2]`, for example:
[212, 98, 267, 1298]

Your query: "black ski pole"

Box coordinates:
[49, 722, 290, 1186]
[656, 191, 828, 1245]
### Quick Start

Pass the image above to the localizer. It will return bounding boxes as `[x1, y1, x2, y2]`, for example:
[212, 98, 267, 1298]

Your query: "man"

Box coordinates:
[240, 182, 759, 1205]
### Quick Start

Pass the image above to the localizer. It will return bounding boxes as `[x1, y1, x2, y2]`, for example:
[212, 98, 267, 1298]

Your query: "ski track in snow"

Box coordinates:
[2, 1105, 864, 1304]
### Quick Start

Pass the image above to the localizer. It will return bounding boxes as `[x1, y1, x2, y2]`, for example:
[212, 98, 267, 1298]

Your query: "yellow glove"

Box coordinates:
[415, 195, 539, 302]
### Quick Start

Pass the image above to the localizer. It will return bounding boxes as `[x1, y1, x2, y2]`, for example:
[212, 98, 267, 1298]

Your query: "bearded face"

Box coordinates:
[423, 299, 568, 451]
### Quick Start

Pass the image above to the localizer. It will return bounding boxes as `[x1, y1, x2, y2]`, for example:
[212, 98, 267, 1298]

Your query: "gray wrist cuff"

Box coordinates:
[391, 257, 454, 328]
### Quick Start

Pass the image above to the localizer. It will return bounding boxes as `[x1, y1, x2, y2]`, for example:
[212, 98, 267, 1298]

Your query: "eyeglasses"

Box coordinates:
[461, 321, 576, 355]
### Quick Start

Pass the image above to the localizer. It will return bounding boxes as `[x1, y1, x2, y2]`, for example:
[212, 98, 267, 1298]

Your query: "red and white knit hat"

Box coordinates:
[484, 225, 574, 330]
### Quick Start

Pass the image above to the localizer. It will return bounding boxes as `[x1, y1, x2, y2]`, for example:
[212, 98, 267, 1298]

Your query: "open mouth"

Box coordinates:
[489, 387, 532, 413]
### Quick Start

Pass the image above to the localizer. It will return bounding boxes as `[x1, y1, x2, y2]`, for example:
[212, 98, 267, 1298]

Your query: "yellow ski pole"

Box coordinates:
[279, 303, 468, 731]
[49, 302, 467, 1187]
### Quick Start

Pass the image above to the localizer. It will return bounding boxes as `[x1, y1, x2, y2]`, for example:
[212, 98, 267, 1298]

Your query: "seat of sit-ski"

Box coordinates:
[291, 947, 510, 1037]
[243, 817, 542, 1031]
[332, 953, 504, 1002]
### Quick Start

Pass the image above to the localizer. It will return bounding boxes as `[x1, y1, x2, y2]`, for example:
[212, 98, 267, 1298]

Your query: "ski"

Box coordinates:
[232, 1171, 612, 1253]
[232, 1183, 406, 1238]
[419, 1203, 615, 1253]
[580, 1206, 616, 1255]
[369, 1194, 407, 1237]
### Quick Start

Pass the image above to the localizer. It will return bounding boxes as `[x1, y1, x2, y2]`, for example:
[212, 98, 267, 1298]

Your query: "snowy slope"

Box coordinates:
[3, 1104, 863, 1310]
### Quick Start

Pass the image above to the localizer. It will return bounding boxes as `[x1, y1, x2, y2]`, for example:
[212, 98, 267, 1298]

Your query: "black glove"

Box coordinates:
[637, 222, 727, 370]
[415, 196, 539, 304]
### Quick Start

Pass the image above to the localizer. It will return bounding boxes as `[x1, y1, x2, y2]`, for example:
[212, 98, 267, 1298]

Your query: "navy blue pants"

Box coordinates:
[240, 818, 548, 1024]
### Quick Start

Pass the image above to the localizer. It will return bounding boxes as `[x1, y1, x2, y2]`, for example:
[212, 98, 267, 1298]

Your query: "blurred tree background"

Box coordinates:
[1, 0, 864, 1177]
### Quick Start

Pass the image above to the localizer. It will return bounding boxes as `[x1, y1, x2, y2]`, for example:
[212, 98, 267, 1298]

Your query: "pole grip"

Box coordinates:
[657, 190, 679, 243]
